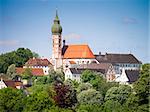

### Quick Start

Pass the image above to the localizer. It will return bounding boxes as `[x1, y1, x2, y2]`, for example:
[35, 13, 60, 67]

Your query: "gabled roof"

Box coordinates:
[70, 68, 105, 74]
[63, 44, 95, 59]
[77, 63, 112, 72]
[16, 68, 45, 76]
[25, 58, 51, 66]
[4, 80, 16, 88]
[96, 53, 142, 64]
[125, 70, 140, 83]
[4, 80, 23, 88]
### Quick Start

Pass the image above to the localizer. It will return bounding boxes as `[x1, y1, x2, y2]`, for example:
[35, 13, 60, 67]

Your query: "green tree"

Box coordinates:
[81, 70, 97, 83]
[6, 64, 18, 79]
[77, 82, 92, 93]
[103, 100, 130, 112]
[23, 91, 54, 112]
[77, 89, 103, 105]
[127, 64, 150, 112]
[105, 85, 132, 104]
[133, 64, 150, 105]
[0, 48, 33, 73]
[15, 48, 33, 67]
[21, 68, 32, 79]
[76, 104, 103, 112]
[32, 51, 40, 58]
[0, 88, 25, 112]
[81, 70, 117, 96]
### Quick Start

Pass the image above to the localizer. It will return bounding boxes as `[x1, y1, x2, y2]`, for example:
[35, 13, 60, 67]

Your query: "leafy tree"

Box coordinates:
[126, 64, 150, 112]
[15, 48, 33, 67]
[48, 106, 74, 112]
[133, 64, 150, 105]
[32, 51, 40, 58]
[27, 84, 49, 94]
[76, 104, 103, 112]
[81, 70, 118, 96]
[0, 48, 33, 73]
[53, 82, 77, 108]
[6, 64, 18, 79]
[77, 82, 92, 93]
[77, 89, 103, 105]
[0, 88, 25, 112]
[103, 100, 130, 112]
[125, 93, 139, 111]
[21, 68, 32, 79]
[81, 70, 97, 83]
[64, 78, 80, 89]
[105, 85, 132, 104]
[35, 76, 49, 85]
[23, 91, 54, 112]
[48, 70, 64, 84]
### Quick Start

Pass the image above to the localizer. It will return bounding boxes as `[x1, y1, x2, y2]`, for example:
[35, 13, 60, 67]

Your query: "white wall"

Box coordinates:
[0, 80, 7, 89]
[64, 68, 81, 82]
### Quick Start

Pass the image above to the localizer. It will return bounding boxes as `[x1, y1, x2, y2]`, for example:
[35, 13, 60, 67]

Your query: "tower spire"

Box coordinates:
[55, 9, 59, 20]
[51, 10, 62, 35]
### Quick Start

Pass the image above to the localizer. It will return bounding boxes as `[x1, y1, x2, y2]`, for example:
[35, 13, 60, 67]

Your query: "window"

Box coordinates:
[59, 39, 61, 44]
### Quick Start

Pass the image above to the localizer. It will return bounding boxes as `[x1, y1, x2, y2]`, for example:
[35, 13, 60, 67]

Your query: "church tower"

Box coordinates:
[51, 10, 62, 70]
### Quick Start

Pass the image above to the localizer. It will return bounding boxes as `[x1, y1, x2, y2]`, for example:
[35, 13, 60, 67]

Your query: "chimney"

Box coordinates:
[63, 40, 66, 46]
[99, 52, 101, 55]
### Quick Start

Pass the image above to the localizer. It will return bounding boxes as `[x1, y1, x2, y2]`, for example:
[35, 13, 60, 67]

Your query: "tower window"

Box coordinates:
[59, 39, 61, 44]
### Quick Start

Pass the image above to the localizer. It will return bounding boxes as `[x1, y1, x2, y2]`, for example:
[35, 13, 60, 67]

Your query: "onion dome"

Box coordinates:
[51, 10, 62, 35]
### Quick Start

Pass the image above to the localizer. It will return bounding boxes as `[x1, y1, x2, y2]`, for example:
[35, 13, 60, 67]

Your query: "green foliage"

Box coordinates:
[64, 79, 80, 89]
[0, 48, 33, 73]
[125, 93, 139, 111]
[133, 63, 150, 105]
[32, 51, 40, 58]
[35, 76, 50, 85]
[81, 70, 119, 96]
[77, 89, 103, 105]
[81, 70, 97, 83]
[48, 106, 74, 112]
[27, 84, 49, 94]
[48, 70, 64, 84]
[103, 100, 130, 112]
[105, 85, 132, 104]
[23, 91, 54, 112]
[77, 82, 92, 93]
[6, 64, 18, 79]
[0, 88, 25, 112]
[76, 104, 102, 112]
[21, 68, 33, 79]
[0, 63, 149, 112]
[126, 64, 150, 112]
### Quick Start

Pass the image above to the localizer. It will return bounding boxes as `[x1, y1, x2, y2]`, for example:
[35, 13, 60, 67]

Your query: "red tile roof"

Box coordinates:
[16, 68, 45, 76]
[63, 44, 95, 59]
[25, 58, 51, 66]
[4, 80, 23, 89]
[69, 61, 76, 64]
[4, 80, 16, 88]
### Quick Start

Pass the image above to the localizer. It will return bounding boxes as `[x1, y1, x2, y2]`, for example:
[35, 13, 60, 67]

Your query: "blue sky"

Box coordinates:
[0, 0, 149, 63]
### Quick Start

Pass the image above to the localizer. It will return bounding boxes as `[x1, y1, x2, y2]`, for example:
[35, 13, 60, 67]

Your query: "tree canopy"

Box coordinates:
[0, 48, 33, 73]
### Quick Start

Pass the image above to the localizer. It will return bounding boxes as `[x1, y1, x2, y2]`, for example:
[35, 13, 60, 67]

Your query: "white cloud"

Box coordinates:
[64, 33, 81, 40]
[122, 17, 138, 24]
[0, 40, 19, 46]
